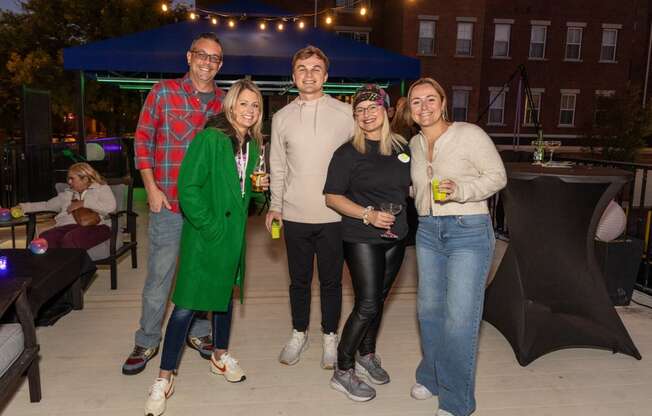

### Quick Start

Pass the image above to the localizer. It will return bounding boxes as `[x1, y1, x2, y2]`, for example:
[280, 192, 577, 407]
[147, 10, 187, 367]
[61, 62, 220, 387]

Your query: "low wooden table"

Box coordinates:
[0, 249, 96, 324]
[0, 216, 30, 248]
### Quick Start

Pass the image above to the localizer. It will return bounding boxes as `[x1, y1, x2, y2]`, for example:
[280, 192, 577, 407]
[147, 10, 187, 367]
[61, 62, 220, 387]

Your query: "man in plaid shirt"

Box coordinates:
[122, 32, 225, 375]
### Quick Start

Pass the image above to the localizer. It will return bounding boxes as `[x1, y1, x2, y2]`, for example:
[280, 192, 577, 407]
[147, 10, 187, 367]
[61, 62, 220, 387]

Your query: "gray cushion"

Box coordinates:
[0, 323, 24, 376]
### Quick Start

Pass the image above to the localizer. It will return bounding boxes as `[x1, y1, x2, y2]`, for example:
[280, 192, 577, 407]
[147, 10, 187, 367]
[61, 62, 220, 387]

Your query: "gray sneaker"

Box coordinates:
[330, 368, 376, 402]
[355, 352, 390, 385]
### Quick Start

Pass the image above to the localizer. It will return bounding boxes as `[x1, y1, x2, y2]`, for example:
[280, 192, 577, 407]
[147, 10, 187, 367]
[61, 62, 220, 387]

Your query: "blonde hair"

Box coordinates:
[221, 79, 264, 146]
[407, 77, 449, 123]
[68, 162, 105, 185]
[390, 96, 413, 134]
[351, 105, 407, 156]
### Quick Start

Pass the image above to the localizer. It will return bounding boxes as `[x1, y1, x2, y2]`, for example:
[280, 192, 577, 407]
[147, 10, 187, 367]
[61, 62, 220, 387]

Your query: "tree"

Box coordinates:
[583, 85, 652, 162]
[0, 0, 188, 138]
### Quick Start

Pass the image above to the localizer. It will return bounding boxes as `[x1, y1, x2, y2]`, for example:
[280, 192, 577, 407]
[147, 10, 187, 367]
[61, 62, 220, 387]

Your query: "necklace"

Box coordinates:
[235, 141, 249, 198]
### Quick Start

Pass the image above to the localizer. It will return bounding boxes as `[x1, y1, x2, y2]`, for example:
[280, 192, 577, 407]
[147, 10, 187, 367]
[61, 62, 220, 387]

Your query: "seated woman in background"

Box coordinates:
[19, 162, 116, 249]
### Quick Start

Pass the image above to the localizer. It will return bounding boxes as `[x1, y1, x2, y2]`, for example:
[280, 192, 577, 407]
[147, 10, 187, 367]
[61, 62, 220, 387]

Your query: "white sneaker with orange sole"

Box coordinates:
[210, 352, 246, 382]
[144, 376, 174, 416]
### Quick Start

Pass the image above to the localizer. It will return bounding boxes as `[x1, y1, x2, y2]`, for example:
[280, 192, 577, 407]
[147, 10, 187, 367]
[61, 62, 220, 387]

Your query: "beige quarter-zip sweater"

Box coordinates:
[409, 122, 507, 216]
[270, 94, 354, 223]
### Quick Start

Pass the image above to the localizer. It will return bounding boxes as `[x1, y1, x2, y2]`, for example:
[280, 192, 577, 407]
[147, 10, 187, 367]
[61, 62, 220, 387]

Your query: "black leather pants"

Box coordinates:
[337, 240, 406, 370]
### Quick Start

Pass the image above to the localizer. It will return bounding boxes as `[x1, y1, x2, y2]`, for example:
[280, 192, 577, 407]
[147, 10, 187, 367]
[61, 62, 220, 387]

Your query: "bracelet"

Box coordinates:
[361, 205, 374, 225]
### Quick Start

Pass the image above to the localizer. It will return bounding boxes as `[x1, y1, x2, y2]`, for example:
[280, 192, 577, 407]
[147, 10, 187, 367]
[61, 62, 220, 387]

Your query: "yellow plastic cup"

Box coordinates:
[432, 178, 447, 202]
[271, 220, 281, 239]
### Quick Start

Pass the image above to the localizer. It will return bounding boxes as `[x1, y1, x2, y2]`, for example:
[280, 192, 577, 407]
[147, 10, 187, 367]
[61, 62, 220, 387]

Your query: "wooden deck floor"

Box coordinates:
[2, 206, 652, 416]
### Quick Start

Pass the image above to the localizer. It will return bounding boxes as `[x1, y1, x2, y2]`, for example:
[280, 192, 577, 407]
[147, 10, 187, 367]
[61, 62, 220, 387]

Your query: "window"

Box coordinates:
[594, 90, 615, 126]
[452, 89, 470, 121]
[418, 20, 436, 55]
[488, 90, 506, 125]
[456, 22, 473, 56]
[524, 92, 542, 126]
[335, 0, 356, 8]
[559, 93, 577, 126]
[493, 24, 511, 57]
[337, 30, 369, 44]
[565, 26, 583, 61]
[600, 29, 618, 62]
[529, 26, 547, 59]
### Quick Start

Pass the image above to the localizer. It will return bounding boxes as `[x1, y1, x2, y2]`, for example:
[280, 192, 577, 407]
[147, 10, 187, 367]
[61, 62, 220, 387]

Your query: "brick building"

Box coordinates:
[201, 0, 652, 142]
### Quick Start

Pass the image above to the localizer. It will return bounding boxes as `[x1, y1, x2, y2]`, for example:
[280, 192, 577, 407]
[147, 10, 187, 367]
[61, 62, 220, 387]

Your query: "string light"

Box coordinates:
[298, 20, 305, 29]
[228, 19, 235, 28]
[259, 21, 267, 30]
[277, 22, 284, 31]
[360, 7, 367, 16]
[211, 17, 218, 25]
[161, 3, 168, 12]
[325, 16, 333, 25]
[189, 12, 197, 20]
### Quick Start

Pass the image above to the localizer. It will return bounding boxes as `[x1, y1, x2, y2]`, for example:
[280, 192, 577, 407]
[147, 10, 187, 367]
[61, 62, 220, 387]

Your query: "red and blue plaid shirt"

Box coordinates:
[135, 74, 224, 213]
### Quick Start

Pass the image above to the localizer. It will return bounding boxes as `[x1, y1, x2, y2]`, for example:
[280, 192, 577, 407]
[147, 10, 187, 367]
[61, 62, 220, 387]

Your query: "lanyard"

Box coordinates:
[235, 142, 249, 198]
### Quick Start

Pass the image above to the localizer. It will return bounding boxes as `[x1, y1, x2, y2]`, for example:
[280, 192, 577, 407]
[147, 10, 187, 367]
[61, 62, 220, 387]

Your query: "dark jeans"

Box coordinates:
[40, 224, 111, 249]
[283, 220, 343, 334]
[160, 301, 233, 371]
[337, 240, 406, 370]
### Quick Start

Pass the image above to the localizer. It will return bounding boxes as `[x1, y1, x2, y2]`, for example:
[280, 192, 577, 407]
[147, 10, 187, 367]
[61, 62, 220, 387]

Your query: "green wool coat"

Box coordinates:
[172, 125, 260, 312]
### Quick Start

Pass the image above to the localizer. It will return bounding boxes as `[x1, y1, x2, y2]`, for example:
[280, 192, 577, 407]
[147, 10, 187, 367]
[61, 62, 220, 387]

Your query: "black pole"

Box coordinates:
[76, 70, 87, 159]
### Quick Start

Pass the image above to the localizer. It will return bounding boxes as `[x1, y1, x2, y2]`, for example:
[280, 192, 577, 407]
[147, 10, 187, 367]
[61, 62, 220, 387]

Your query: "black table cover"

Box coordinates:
[484, 163, 642, 365]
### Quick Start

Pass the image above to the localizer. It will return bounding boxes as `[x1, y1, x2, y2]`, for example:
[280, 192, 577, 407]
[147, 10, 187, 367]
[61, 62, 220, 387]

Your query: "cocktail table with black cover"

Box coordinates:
[0, 249, 96, 324]
[484, 163, 641, 366]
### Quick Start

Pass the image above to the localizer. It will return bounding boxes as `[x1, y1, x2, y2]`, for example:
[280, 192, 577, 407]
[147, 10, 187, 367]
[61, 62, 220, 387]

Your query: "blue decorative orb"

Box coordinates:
[29, 238, 48, 255]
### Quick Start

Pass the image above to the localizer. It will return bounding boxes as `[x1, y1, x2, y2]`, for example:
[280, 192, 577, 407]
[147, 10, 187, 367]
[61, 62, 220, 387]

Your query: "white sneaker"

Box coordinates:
[210, 352, 246, 382]
[144, 376, 174, 416]
[279, 329, 309, 365]
[410, 383, 433, 400]
[321, 332, 338, 369]
[437, 410, 454, 416]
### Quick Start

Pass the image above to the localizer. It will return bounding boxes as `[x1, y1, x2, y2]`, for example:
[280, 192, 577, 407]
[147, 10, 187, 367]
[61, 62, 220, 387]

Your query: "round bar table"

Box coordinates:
[484, 163, 641, 366]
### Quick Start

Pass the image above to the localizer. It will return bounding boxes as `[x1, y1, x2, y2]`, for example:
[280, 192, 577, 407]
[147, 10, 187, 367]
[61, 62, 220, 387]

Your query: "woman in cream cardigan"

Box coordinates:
[406, 78, 506, 416]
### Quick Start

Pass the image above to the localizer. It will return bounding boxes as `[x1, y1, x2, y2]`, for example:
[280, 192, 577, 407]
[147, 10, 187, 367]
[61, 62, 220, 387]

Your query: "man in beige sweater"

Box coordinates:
[266, 46, 354, 369]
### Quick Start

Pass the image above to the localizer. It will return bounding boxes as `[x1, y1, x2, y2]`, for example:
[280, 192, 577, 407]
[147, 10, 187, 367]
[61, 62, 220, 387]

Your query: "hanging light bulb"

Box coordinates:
[277, 22, 284, 31]
[211, 17, 218, 25]
[189, 12, 197, 20]
[360, 7, 367, 16]
[161, 3, 168, 12]
[228, 19, 235, 28]
[259, 21, 267, 30]
[298, 20, 305, 29]
[325, 16, 333, 25]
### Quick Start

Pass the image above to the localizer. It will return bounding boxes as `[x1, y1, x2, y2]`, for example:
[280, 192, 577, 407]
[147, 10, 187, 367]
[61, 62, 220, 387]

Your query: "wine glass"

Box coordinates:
[379, 202, 402, 239]
[545, 140, 562, 164]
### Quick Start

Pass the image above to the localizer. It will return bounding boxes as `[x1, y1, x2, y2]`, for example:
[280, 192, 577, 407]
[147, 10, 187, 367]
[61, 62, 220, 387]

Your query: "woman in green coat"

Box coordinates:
[145, 79, 267, 416]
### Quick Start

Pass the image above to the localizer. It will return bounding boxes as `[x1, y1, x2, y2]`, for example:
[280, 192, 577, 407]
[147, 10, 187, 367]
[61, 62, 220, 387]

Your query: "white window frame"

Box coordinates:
[565, 23, 585, 61]
[452, 87, 471, 122]
[492, 22, 512, 58]
[529, 24, 548, 59]
[336, 26, 371, 44]
[335, 0, 356, 10]
[488, 88, 507, 125]
[418, 19, 437, 56]
[559, 90, 579, 127]
[600, 28, 618, 62]
[456, 21, 474, 56]
[524, 90, 544, 126]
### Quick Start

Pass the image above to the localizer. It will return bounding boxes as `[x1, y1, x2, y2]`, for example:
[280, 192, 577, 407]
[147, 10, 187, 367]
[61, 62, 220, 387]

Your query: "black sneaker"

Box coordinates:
[122, 345, 159, 375]
[186, 335, 213, 360]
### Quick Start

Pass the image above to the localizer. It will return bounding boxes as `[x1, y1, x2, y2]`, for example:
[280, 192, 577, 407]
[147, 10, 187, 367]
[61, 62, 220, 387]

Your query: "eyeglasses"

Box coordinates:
[354, 104, 381, 116]
[190, 49, 222, 64]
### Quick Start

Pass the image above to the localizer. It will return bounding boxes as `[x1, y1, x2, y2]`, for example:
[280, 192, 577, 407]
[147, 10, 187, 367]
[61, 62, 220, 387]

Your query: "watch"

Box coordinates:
[362, 206, 374, 225]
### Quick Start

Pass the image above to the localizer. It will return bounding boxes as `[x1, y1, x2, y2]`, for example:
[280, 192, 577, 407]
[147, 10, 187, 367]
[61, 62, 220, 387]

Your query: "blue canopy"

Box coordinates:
[63, 17, 419, 79]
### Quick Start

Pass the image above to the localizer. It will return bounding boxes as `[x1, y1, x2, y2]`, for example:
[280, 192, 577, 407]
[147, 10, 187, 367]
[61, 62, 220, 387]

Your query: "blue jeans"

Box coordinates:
[135, 208, 210, 348]
[415, 214, 495, 416]
[160, 302, 233, 371]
